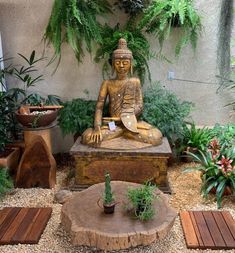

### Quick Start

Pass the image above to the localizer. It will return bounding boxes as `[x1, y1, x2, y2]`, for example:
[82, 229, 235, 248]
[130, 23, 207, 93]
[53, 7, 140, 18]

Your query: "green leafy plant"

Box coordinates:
[58, 98, 97, 136]
[103, 173, 115, 205]
[211, 123, 235, 149]
[138, 0, 202, 55]
[0, 168, 13, 198]
[127, 182, 157, 221]
[95, 23, 151, 83]
[1, 51, 61, 140]
[182, 123, 213, 151]
[0, 92, 12, 151]
[6, 50, 61, 107]
[44, 0, 111, 62]
[142, 82, 193, 145]
[184, 141, 235, 208]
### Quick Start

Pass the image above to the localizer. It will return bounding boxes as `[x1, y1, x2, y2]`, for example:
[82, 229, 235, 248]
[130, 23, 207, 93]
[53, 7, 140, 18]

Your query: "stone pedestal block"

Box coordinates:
[70, 137, 172, 191]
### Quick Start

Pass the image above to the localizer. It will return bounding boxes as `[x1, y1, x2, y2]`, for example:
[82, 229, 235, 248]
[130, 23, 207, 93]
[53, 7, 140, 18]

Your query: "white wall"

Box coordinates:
[0, 0, 234, 152]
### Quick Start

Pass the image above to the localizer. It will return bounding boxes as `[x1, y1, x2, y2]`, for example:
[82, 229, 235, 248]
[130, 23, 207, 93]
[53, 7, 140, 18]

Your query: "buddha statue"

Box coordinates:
[81, 38, 162, 147]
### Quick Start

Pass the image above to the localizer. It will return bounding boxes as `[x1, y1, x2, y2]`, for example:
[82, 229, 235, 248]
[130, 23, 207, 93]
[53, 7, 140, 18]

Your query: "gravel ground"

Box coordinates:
[0, 163, 234, 253]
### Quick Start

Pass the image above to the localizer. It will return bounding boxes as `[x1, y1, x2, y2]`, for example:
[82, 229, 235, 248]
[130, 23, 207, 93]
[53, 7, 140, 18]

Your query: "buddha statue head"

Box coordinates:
[112, 38, 133, 76]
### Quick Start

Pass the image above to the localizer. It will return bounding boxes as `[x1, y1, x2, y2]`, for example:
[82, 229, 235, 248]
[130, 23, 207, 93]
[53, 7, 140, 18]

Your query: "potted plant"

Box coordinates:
[102, 173, 115, 214]
[127, 182, 157, 221]
[184, 139, 235, 208]
[138, 0, 202, 55]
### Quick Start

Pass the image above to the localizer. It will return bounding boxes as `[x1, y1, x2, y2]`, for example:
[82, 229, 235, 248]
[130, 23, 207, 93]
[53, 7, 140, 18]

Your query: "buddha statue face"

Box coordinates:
[114, 58, 131, 75]
[112, 38, 133, 76]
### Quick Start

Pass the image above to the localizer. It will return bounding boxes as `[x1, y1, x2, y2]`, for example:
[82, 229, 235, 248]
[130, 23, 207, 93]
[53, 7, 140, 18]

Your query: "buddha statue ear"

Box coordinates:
[112, 60, 115, 76]
[130, 62, 133, 76]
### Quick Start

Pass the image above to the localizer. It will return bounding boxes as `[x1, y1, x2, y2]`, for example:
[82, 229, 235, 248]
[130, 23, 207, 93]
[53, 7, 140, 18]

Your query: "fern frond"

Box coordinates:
[44, 0, 111, 63]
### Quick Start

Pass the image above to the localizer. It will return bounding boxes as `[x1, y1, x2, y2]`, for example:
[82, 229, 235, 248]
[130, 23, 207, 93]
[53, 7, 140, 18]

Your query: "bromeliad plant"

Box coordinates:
[185, 139, 235, 208]
[182, 123, 213, 152]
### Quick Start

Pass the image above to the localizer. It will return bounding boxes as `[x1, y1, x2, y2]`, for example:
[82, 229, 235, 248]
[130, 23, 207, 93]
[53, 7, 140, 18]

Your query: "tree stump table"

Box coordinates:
[61, 181, 177, 251]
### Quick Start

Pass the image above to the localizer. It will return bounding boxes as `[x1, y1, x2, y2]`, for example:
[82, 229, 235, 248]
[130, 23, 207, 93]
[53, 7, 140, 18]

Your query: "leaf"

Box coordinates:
[29, 50, 36, 65]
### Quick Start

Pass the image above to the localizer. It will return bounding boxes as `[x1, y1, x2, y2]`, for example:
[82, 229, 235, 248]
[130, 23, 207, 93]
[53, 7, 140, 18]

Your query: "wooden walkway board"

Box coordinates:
[0, 207, 52, 245]
[180, 211, 235, 250]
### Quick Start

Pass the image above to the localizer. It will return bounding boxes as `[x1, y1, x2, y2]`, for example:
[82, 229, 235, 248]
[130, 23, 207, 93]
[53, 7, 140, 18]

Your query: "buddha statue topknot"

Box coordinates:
[82, 38, 162, 147]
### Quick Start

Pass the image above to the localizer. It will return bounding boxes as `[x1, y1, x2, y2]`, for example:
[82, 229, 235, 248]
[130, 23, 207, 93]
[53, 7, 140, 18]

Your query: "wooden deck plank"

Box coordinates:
[202, 211, 226, 248]
[222, 211, 235, 240]
[192, 211, 215, 248]
[0, 208, 29, 245]
[11, 208, 40, 244]
[180, 211, 199, 248]
[24, 207, 52, 244]
[0, 208, 21, 240]
[0, 208, 12, 226]
[189, 211, 204, 247]
[213, 212, 235, 248]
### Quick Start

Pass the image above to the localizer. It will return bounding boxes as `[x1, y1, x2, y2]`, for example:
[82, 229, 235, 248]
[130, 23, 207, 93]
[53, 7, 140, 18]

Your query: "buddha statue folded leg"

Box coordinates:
[81, 126, 124, 145]
[123, 121, 163, 146]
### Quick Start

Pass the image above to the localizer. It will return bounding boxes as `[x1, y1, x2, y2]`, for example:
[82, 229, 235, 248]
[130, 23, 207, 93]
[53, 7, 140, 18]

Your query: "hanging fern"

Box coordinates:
[138, 0, 202, 55]
[95, 23, 151, 83]
[44, 0, 111, 62]
[114, 0, 147, 15]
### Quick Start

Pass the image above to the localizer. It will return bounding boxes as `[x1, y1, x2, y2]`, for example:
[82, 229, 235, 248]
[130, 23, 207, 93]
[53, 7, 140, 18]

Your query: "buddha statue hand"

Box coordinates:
[90, 126, 103, 143]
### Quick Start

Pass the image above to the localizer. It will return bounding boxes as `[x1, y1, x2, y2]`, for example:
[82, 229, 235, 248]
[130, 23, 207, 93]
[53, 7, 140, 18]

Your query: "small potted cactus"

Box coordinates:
[103, 173, 115, 214]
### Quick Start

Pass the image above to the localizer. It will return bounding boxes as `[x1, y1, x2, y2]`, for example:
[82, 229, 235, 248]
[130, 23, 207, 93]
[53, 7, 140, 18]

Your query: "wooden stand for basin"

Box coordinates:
[70, 137, 172, 192]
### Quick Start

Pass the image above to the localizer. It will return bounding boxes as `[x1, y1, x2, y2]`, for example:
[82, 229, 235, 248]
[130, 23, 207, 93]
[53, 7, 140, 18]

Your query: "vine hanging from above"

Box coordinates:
[95, 23, 151, 83]
[44, 0, 202, 82]
[138, 0, 202, 55]
[44, 0, 112, 62]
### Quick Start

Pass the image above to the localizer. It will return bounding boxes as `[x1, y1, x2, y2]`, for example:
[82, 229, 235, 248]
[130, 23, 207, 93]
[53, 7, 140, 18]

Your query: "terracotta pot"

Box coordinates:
[97, 198, 116, 214]
[210, 186, 233, 196]
[182, 147, 198, 162]
[16, 109, 58, 128]
[103, 203, 116, 214]
[0, 147, 20, 173]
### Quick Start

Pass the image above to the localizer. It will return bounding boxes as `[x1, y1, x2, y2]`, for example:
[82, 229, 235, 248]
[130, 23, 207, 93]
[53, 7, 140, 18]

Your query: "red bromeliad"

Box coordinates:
[208, 139, 220, 160]
[217, 156, 234, 176]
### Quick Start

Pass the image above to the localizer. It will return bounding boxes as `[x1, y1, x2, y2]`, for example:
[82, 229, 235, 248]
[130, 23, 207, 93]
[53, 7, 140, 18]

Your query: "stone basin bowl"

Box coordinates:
[15, 108, 58, 128]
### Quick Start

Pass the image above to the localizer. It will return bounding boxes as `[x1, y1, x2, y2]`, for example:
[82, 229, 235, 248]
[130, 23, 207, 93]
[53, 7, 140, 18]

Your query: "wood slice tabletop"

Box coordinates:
[61, 181, 177, 250]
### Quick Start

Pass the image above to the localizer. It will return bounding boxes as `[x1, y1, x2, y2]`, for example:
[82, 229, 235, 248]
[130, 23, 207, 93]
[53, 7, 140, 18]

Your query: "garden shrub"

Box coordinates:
[0, 168, 13, 198]
[142, 82, 193, 145]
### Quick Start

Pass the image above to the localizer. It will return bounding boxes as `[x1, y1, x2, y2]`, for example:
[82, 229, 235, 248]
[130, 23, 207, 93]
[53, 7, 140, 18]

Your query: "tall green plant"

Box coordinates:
[95, 23, 151, 83]
[44, 0, 112, 62]
[103, 173, 114, 205]
[138, 0, 202, 55]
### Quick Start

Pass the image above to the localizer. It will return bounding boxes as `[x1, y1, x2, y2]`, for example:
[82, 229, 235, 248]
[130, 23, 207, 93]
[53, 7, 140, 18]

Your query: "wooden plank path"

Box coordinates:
[180, 211, 235, 250]
[0, 207, 52, 245]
